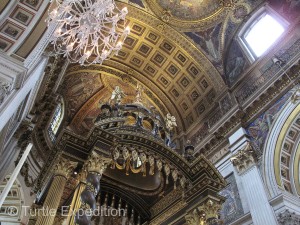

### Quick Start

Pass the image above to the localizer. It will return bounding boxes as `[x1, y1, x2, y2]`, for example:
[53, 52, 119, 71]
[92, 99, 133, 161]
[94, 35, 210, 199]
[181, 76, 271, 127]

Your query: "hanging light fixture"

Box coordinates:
[47, 0, 130, 65]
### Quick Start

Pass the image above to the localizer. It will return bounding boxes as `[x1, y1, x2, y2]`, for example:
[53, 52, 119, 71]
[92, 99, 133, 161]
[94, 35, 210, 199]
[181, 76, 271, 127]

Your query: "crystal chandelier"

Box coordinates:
[47, 0, 130, 65]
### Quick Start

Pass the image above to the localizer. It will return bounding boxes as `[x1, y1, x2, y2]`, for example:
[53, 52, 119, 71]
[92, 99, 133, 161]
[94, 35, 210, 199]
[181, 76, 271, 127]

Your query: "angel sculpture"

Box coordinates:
[165, 113, 177, 131]
[110, 86, 126, 104]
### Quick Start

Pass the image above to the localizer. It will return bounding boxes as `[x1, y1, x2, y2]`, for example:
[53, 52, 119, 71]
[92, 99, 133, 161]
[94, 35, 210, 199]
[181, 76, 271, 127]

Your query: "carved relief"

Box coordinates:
[0, 81, 12, 105]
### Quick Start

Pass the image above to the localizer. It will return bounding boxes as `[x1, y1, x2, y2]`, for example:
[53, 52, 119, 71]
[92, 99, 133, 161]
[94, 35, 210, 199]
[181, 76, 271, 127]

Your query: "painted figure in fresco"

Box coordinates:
[194, 25, 221, 60]
[110, 86, 126, 104]
[227, 56, 245, 85]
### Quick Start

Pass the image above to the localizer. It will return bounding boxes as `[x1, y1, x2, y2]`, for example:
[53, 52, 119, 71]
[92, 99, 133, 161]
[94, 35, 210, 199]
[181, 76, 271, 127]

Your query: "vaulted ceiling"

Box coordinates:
[0, 0, 266, 136]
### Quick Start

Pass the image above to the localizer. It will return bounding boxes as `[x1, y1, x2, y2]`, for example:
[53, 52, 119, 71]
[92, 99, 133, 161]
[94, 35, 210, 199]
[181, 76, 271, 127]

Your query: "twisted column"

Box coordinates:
[74, 152, 111, 225]
[35, 157, 77, 225]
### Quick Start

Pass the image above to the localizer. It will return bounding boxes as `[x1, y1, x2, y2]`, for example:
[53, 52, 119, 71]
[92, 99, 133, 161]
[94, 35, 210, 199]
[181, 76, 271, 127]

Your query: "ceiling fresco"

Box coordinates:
[148, 0, 222, 20]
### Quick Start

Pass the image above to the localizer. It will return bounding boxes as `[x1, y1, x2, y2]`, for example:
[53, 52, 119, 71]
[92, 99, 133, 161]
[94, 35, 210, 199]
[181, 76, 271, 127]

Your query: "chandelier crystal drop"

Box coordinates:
[47, 0, 130, 65]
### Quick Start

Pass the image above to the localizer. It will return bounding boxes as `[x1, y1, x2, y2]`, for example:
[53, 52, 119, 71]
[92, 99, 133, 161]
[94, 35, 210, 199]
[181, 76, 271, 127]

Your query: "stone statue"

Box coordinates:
[110, 86, 126, 104]
[135, 83, 144, 105]
[165, 113, 177, 131]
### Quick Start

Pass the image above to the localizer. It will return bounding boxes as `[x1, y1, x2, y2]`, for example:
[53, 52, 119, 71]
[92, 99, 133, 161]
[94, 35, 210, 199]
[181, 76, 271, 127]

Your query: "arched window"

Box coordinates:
[48, 101, 64, 142]
[238, 5, 288, 62]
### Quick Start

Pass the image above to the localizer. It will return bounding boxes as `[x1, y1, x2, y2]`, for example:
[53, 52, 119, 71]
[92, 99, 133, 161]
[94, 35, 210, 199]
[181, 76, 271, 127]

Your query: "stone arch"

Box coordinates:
[263, 92, 300, 198]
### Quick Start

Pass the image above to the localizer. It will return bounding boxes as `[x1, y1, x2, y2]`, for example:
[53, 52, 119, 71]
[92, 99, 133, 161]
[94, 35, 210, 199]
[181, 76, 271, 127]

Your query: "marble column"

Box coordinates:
[230, 141, 278, 225]
[74, 152, 111, 225]
[35, 157, 77, 225]
[0, 143, 33, 208]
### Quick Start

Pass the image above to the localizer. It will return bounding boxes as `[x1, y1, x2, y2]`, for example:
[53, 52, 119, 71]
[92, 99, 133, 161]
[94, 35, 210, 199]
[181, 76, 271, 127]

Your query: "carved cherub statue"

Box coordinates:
[110, 86, 126, 104]
[165, 113, 177, 131]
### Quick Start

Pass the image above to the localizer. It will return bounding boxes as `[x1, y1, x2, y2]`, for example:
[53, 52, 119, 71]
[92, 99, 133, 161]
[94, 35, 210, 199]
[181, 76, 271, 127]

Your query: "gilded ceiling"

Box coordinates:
[0, 0, 264, 134]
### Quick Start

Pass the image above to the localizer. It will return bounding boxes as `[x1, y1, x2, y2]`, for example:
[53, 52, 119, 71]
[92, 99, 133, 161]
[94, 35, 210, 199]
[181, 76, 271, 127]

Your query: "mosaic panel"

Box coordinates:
[219, 173, 244, 224]
[246, 91, 292, 156]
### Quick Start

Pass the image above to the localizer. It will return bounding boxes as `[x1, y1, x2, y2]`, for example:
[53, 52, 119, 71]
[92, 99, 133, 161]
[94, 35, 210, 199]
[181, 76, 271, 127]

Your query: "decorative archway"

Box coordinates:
[263, 89, 300, 198]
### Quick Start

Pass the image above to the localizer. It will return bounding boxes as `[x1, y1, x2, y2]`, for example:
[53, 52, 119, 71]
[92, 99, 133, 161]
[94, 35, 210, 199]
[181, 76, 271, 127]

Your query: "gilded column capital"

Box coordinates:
[185, 209, 205, 225]
[198, 199, 222, 221]
[53, 157, 77, 179]
[230, 142, 257, 174]
[85, 151, 112, 175]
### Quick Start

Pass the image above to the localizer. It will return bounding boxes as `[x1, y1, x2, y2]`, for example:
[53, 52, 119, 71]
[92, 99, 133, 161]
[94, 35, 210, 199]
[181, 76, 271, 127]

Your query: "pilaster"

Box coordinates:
[230, 142, 278, 225]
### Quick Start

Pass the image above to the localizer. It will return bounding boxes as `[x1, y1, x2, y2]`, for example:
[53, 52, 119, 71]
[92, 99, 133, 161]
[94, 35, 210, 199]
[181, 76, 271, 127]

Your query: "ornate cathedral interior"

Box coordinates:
[0, 0, 300, 224]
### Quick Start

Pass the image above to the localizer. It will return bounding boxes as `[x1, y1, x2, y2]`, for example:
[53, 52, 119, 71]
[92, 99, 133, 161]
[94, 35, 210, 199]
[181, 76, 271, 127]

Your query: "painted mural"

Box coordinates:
[156, 0, 221, 20]
[185, 23, 223, 75]
[246, 90, 293, 156]
[61, 72, 103, 118]
[225, 40, 249, 86]
[219, 173, 244, 224]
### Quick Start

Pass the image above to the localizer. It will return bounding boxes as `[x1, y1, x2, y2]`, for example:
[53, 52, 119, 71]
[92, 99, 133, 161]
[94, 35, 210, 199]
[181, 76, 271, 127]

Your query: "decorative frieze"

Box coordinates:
[230, 142, 257, 174]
